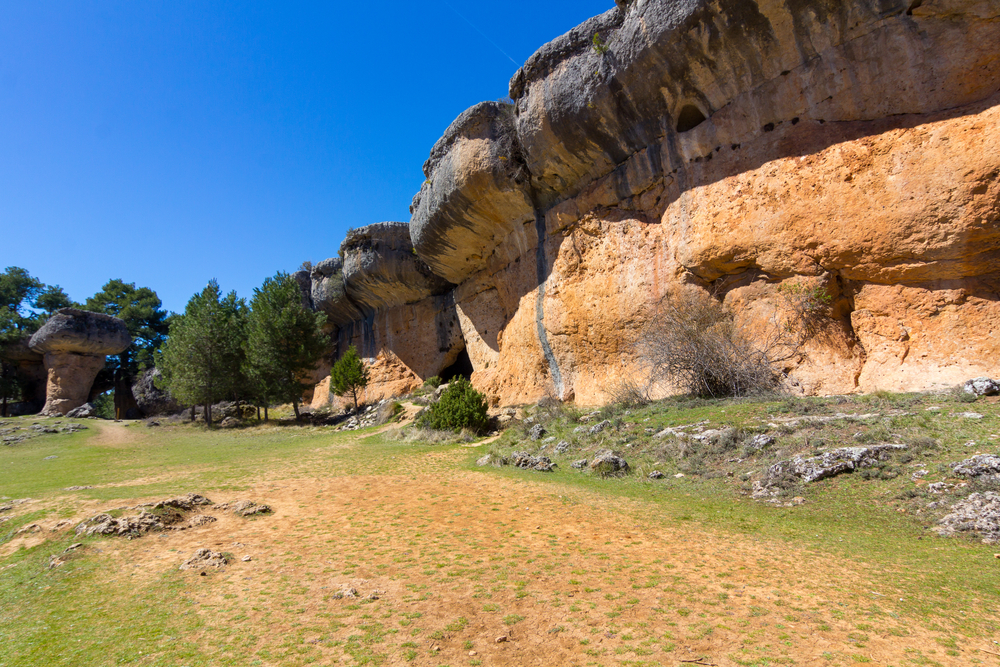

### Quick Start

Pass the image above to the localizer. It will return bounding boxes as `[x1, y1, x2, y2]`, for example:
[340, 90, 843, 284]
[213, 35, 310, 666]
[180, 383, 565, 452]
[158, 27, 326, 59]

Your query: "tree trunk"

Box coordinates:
[264, 406, 268, 423]
[257, 406, 261, 421]
[205, 403, 211, 427]
[293, 400, 300, 421]
[190, 405, 196, 422]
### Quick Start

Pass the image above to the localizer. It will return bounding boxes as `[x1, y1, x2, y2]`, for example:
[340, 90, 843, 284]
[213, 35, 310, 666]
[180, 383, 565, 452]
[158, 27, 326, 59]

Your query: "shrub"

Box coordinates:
[330, 345, 369, 410]
[606, 377, 651, 408]
[641, 288, 794, 398]
[419, 377, 489, 434]
[423, 376, 442, 389]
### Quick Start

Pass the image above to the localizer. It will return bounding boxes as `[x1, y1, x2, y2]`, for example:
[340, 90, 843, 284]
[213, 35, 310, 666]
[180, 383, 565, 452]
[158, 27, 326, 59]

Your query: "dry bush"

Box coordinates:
[605, 377, 651, 408]
[384, 426, 476, 445]
[640, 287, 796, 398]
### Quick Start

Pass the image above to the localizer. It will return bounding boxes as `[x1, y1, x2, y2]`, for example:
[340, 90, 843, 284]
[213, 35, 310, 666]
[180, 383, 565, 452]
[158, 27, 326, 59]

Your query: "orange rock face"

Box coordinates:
[308, 0, 1000, 407]
[455, 94, 1000, 405]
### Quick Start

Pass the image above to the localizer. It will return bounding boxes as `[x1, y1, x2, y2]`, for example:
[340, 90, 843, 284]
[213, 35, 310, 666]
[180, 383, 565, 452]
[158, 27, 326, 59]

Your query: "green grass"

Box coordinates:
[2, 391, 999, 665]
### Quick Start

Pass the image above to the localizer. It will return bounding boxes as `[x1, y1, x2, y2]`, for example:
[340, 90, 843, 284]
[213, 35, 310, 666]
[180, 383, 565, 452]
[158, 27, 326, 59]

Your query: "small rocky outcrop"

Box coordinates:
[509, 451, 556, 472]
[179, 548, 230, 570]
[936, 493, 1000, 543]
[29, 309, 131, 416]
[340, 222, 453, 311]
[766, 445, 907, 485]
[589, 449, 630, 476]
[963, 377, 1000, 396]
[951, 455, 1000, 482]
[217, 500, 272, 517]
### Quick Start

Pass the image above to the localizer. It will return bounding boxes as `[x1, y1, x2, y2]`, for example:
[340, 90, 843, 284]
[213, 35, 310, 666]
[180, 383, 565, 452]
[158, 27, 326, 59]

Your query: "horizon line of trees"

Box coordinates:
[2, 267, 329, 424]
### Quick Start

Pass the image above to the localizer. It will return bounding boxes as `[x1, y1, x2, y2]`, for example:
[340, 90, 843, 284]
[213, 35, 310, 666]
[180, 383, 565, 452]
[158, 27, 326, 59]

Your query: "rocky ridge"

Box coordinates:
[306, 0, 1000, 407]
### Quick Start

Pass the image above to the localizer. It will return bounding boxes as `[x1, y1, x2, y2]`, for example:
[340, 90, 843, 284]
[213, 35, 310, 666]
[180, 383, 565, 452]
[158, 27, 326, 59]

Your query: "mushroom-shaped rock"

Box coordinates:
[410, 102, 536, 285]
[310, 257, 364, 328]
[340, 222, 453, 312]
[29, 308, 131, 416]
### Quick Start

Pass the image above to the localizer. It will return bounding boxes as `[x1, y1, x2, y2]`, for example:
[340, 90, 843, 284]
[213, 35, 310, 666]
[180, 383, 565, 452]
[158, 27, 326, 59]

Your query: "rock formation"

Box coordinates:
[0, 338, 48, 414]
[307, 0, 1000, 406]
[28, 308, 131, 416]
[301, 223, 465, 406]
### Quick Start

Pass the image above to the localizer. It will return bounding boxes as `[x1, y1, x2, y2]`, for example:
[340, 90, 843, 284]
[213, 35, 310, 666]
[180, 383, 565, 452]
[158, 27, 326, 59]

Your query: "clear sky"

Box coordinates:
[1, 1, 613, 313]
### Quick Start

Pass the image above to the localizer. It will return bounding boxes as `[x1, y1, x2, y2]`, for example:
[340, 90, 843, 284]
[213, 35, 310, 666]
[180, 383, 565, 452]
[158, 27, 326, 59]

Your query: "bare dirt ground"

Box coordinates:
[6, 418, 997, 666]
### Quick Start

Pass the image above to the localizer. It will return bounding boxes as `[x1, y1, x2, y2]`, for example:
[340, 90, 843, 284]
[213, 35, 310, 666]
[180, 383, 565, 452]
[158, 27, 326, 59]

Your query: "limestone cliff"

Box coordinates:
[313, 0, 1000, 406]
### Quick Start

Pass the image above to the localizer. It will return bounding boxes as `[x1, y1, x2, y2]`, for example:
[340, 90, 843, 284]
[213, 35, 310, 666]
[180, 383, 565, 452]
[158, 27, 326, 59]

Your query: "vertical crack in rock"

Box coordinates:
[533, 205, 564, 399]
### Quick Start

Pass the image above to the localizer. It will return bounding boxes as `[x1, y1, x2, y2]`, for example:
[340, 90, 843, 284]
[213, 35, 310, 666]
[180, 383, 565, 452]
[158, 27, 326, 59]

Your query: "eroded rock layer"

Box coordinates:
[312, 0, 1000, 406]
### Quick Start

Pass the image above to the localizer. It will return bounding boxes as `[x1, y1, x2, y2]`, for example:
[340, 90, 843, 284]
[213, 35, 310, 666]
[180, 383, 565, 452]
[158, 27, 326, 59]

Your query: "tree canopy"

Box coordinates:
[330, 345, 369, 410]
[245, 272, 329, 420]
[0, 266, 73, 345]
[82, 279, 170, 376]
[156, 280, 247, 425]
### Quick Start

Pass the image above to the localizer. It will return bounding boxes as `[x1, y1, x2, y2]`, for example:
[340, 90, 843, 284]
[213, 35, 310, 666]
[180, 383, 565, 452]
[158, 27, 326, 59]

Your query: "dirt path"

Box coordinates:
[12, 420, 993, 666]
[97, 455, 985, 665]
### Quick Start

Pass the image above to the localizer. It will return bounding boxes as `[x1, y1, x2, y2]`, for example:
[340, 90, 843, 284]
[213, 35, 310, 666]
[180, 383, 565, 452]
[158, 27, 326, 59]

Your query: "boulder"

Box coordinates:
[29, 309, 130, 416]
[528, 423, 547, 441]
[131, 368, 181, 416]
[963, 377, 1000, 396]
[509, 451, 556, 472]
[65, 403, 95, 419]
[589, 449, 630, 476]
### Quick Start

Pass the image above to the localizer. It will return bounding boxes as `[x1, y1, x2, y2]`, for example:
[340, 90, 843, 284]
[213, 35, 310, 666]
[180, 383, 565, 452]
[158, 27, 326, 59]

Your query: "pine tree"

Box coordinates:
[156, 280, 246, 426]
[245, 272, 329, 421]
[330, 345, 369, 411]
[82, 279, 170, 418]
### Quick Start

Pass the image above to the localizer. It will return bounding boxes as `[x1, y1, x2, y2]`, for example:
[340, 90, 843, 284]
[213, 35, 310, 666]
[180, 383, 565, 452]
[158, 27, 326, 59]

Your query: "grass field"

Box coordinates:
[2, 390, 999, 666]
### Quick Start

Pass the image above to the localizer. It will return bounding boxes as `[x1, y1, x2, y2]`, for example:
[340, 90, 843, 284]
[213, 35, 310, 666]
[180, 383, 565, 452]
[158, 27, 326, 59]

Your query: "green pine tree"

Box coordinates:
[245, 272, 329, 421]
[330, 345, 369, 411]
[156, 280, 246, 426]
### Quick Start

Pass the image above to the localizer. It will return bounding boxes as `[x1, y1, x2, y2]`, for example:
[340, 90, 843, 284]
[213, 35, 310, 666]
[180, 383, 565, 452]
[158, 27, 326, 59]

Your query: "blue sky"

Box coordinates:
[1, 1, 612, 313]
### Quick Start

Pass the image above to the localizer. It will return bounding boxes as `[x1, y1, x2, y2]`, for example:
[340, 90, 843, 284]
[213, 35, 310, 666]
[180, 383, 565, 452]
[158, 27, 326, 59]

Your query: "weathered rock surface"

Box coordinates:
[589, 449, 630, 476]
[131, 368, 181, 416]
[179, 548, 230, 570]
[964, 377, 1000, 397]
[310, 257, 364, 329]
[29, 309, 131, 416]
[764, 445, 907, 486]
[936, 492, 1000, 543]
[341, 222, 453, 311]
[951, 454, 1000, 481]
[411, 102, 536, 284]
[306, 0, 1000, 406]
